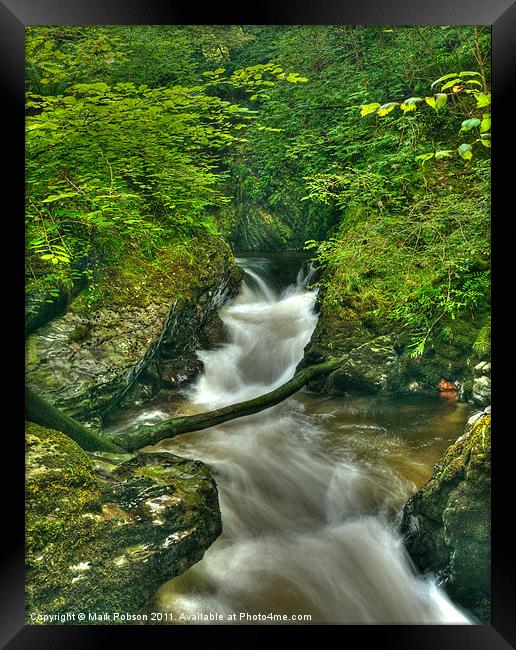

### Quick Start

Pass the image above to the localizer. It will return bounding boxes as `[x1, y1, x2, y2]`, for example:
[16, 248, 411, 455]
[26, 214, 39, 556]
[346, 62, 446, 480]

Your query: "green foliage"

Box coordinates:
[26, 25, 490, 360]
[308, 157, 490, 355]
[25, 26, 305, 297]
[363, 67, 491, 163]
[473, 320, 491, 356]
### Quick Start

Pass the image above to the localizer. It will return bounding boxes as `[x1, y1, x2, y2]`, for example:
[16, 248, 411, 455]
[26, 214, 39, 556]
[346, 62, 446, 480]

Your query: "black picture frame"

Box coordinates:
[3, 1, 515, 647]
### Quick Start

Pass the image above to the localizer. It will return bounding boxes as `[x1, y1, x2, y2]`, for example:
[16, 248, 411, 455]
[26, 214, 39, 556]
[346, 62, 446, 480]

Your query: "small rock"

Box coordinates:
[474, 361, 491, 376]
[467, 411, 483, 429]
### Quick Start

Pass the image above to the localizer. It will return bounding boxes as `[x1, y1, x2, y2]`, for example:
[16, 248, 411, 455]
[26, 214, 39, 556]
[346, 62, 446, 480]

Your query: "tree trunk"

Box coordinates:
[26, 355, 345, 453]
[103, 355, 345, 451]
[26, 387, 126, 454]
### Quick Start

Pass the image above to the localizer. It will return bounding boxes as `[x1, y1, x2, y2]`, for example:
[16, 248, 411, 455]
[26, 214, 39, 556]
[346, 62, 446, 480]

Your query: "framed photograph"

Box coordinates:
[3, 0, 514, 646]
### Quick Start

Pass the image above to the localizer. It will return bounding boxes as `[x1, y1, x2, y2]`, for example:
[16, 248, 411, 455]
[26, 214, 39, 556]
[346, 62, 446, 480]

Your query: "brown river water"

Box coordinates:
[107, 255, 475, 624]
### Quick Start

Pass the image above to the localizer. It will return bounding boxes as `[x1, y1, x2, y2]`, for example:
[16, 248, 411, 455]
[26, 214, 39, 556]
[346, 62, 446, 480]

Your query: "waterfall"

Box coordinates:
[150, 258, 472, 625]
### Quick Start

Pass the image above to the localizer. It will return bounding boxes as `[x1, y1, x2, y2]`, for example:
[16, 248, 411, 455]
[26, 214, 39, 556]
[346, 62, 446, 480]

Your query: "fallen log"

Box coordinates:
[104, 355, 345, 451]
[26, 387, 126, 454]
[26, 355, 346, 453]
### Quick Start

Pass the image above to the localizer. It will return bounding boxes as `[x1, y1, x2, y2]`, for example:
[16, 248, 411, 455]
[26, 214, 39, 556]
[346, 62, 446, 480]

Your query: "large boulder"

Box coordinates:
[400, 412, 491, 622]
[324, 334, 398, 396]
[26, 422, 222, 623]
[25, 235, 242, 427]
[303, 281, 490, 399]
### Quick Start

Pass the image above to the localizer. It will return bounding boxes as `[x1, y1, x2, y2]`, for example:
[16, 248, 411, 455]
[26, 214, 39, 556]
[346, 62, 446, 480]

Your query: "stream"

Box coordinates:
[108, 254, 474, 624]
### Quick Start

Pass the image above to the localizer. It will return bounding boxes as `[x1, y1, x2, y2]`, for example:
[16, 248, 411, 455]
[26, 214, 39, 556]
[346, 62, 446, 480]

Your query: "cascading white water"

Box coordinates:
[150, 258, 472, 624]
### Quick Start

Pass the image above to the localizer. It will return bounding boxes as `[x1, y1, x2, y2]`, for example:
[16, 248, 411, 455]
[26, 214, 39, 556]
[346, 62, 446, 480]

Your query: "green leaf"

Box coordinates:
[376, 102, 397, 116]
[360, 102, 381, 117]
[480, 114, 491, 133]
[475, 92, 491, 108]
[415, 152, 435, 163]
[398, 97, 423, 113]
[405, 97, 422, 105]
[435, 93, 448, 110]
[440, 78, 462, 91]
[458, 143, 473, 160]
[435, 150, 452, 159]
[41, 192, 79, 203]
[460, 118, 481, 131]
[424, 96, 436, 108]
[431, 72, 458, 89]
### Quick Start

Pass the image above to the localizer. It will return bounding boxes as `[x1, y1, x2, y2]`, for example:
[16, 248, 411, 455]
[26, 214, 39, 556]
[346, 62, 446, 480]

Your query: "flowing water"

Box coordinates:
[110, 255, 475, 624]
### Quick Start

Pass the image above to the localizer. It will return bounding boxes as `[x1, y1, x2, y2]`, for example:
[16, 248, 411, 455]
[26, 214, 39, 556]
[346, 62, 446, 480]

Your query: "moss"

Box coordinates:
[26, 423, 104, 591]
[230, 207, 293, 251]
[26, 422, 222, 623]
[72, 232, 233, 313]
[473, 321, 491, 357]
[68, 323, 90, 343]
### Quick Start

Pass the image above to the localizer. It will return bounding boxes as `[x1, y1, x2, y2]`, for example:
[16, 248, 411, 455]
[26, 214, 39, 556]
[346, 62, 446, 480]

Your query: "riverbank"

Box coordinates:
[26, 233, 243, 428]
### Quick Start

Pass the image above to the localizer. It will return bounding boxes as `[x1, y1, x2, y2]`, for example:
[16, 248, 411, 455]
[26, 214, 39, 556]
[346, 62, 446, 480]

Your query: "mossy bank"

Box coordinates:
[303, 269, 490, 405]
[26, 422, 222, 623]
[26, 233, 243, 428]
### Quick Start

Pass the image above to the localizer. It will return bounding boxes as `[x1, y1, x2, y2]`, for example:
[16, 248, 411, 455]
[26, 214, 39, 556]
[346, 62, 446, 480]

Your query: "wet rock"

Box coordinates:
[197, 311, 227, 350]
[324, 335, 398, 396]
[117, 264, 243, 409]
[474, 361, 491, 375]
[26, 246, 243, 424]
[466, 410, 484, 429]
[472, 375, 491, 407]
[25, 303, 170, 424]
[26, 422, 222, 623]
[400, 414, 491, 622]
[160, 356, 205, 388]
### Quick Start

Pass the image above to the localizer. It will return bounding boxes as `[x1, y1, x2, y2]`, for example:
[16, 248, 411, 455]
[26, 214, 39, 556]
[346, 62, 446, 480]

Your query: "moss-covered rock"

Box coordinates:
[26, 422, 222, 623]
[323, 335, 398, 396]
[400, 413, 491, 622]
[304, 279, 490, 399]
[25, 234, 242, 425]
